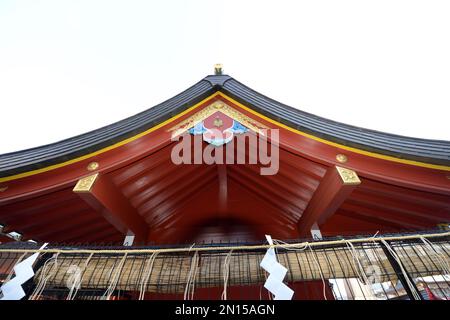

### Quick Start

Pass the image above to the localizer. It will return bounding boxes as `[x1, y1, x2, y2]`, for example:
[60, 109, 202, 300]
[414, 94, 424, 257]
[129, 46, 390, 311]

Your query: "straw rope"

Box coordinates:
[138, 252, 159, 300]
[27, 244, 446, 295]
[184, 251, 199, 300]
[102, 253, 128, 300]
[380, 239, 422, 300]
[29, 253, 60, 300]
[66, 252, 94, 300]
[420, 236, 450, 278]
[0, 231, 448, 255]
[221, 250, 233, 300]
[0, 232, 447, 296]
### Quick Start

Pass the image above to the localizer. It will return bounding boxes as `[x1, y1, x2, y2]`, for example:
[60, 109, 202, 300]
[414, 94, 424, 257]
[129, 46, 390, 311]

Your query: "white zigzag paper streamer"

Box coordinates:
[260, 235, 294, 300]
[0, 243, 48, 300]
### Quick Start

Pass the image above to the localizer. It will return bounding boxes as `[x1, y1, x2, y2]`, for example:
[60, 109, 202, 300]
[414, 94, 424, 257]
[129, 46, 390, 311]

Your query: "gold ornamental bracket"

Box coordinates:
[167, 101, 269, 138]
[73, 173, 99, 193]
[336, 166, 361, 185]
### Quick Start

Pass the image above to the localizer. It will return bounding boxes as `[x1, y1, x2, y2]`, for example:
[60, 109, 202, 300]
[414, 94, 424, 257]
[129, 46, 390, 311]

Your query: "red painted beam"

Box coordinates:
[217, 164, 228, 217]
[298, 166, 361, 237]
[73, 173, 148, 243]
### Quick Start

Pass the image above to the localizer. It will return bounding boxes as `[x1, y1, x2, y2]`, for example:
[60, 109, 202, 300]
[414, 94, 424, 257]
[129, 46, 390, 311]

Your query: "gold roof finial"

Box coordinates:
[214, 64, 223, 75]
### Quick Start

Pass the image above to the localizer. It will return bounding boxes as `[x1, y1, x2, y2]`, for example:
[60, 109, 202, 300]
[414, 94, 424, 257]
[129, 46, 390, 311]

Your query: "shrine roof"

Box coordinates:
[0, 74, 449, 179]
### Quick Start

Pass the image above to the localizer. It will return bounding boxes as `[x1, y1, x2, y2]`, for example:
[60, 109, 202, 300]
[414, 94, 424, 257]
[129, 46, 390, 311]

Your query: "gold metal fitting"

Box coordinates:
[336, 154, 348, 163]
[335, 166, 361, 185]
[213, 117, 223, 128]
[73, 173, 99, 193]
[87, 162, 99, 171]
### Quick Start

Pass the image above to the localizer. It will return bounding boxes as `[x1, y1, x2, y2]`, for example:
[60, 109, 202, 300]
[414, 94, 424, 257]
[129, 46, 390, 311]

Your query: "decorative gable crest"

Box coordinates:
[168, 101, 268, 146]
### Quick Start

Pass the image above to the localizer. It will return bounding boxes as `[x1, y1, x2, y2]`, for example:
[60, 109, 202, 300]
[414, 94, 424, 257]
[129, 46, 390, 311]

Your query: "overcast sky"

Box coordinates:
[0, 0, 449, 154]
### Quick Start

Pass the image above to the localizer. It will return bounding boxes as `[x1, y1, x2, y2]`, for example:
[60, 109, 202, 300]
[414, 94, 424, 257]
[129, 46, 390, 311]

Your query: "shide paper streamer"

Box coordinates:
[260, 235, 294, 300]
[0, 243, 48, 300]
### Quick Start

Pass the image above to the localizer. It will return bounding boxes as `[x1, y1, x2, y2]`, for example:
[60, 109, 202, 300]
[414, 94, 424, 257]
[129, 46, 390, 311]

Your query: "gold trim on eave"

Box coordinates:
[0, 92, 221, 183]
[217, 93, 450, 172]
[0, 91, 449, 183]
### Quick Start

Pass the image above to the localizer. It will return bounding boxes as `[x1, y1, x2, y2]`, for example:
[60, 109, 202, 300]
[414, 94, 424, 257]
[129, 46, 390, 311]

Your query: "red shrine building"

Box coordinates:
[0, 66, 449, 245]
[0, 67, 449, 301]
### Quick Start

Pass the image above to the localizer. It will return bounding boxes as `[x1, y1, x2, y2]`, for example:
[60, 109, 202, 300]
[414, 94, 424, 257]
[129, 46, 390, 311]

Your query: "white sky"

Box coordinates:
[0, 0, 449, 154]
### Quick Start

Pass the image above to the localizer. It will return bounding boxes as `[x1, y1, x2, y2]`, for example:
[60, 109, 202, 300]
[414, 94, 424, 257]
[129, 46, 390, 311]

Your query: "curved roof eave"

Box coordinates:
[219, 77, 450, 166]
[0, 74, 449, 178]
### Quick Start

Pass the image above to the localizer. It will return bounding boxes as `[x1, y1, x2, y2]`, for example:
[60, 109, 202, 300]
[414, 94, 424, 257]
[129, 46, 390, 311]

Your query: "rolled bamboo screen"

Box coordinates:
[29, 242, 449, 294]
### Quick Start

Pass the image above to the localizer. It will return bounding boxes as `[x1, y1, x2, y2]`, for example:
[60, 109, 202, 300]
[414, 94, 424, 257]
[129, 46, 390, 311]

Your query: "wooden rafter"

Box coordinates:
[298, 166, 361, 237]
[73, 173, 148, 243]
